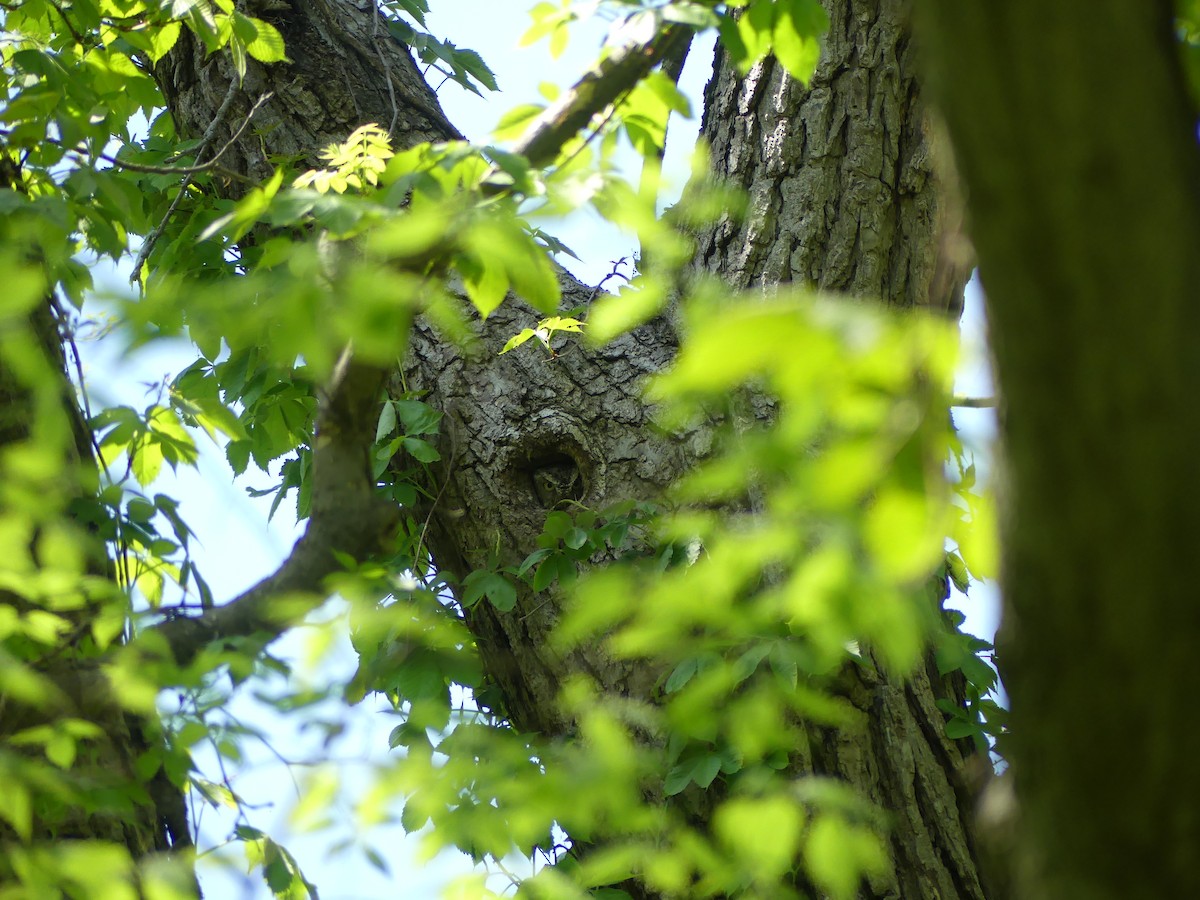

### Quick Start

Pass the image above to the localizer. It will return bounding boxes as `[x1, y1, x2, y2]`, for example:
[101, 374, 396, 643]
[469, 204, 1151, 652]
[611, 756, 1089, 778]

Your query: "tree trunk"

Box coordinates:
[156, 1, 986, 896]
[916, 3, 1200, 897]
[695, 0, 966, 317]
[0, 162, 189, 883]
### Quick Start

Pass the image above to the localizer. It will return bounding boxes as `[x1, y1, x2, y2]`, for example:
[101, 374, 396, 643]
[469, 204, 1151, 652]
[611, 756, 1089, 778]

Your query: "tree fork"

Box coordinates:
[153, 1, 988, 896]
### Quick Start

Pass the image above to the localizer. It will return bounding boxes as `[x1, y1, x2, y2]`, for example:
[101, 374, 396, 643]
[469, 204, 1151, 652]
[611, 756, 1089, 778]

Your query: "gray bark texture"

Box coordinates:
[917, 2, 1200, 897]
[156, 0, 986, 897]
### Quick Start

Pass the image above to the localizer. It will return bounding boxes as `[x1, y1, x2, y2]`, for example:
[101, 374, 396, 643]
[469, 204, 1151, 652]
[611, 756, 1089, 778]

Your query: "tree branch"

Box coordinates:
[950, 395, 996, 409]
[149, 16, 697, 668]
[514, 24, 694, 169]
[154, 352, 397, 667]
[129, 89, 273, 283]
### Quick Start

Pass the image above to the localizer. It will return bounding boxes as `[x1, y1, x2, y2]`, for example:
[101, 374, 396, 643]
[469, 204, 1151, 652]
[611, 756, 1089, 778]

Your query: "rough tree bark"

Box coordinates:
[917, 3, 1200, 897]
[153, 0, 986, 896]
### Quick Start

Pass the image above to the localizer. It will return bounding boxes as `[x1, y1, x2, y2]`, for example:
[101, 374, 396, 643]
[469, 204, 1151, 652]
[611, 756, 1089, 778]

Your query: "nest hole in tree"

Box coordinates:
[520, 448, 587, 508]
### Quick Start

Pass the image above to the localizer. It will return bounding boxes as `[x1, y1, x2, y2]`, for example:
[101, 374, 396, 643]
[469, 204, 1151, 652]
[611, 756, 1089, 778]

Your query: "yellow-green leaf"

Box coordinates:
[773, 0, 827, 84]
[243, 15, 287, 63]
[714, 796, 803, 879]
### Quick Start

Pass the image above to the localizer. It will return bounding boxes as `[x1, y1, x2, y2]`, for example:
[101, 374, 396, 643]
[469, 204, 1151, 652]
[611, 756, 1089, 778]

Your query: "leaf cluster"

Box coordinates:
[0, 2, 1003, 899]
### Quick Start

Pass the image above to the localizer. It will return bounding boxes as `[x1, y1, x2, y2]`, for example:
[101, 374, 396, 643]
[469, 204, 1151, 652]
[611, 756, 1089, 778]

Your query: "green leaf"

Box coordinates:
[663, 3, 721, 28]
[946, 550, 971, 592]
[663, 763, 692, 797]
[665, 751, 723, 796]
[457, 250, 510, 318]
[492, 103, 544, 142]
[132, 439, 165, 486]
[241, 15, 288, 63]
[393, 399, 443, 435]
[200, 168, 284, 242]
[864, 487, 939, 582]
[960, 653, 998, 693]
[517, 547, 552, 577]
[485, 147, 531, 185]
[148, 19, 184, 62]
[715, 797, 803, 881]
[804, 817, 888, 899]
[376, 400, 399, 441]
[0, 784, 32, 841]
[692, 753, 721, 789]
[227, 440, 252, 474]
[402, 436, 441, 463]
[262, 840, 294, 893]
[541, 511, 573, 542]
[45, 732, 76, 769]
[191, 396, 249, 441]
[521, 2, 575, 52]
[401, 795, 430, 832]
[500, 328, 539, 354]
[773, 0, 827, 84]
[507, 246, 561, 315]
[665, 657, 698, 694]
[394, 648, 449, 701]
[463, 571, 517, 612]
[463, 218, 561, 314]
[448, 46, 499, 93]
[484, 574, 517, 611]
[944, 717, 980, 740]
[769, 646, 799, 688]
[735, 0, 776, 68]
[734, 644, 771, 683]
[126, 498, 157, 523]
[532, 552, 564, 591]
[391, 0, 429, 26]
[364, 845, 390, 876]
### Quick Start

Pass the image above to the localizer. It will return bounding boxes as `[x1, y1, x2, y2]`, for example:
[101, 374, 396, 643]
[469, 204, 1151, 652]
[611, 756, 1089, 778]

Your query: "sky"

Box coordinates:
[77, 3, 999, 897]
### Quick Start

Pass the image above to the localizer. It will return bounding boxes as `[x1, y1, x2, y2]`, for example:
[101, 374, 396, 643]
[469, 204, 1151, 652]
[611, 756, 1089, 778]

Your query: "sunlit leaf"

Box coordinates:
[715, 796, 802, 880]
[773, 0, 828, 84]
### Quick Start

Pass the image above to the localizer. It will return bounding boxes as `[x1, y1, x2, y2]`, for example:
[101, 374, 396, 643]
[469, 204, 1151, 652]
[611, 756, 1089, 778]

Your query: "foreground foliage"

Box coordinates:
[0, 1, 1001, 897]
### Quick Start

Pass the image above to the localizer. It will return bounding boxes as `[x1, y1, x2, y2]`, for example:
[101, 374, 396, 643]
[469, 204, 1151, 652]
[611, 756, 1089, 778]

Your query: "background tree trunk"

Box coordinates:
[157, 1, 987, 896]
[0, 162, 189, 881]
[917, 2, 1200, 897]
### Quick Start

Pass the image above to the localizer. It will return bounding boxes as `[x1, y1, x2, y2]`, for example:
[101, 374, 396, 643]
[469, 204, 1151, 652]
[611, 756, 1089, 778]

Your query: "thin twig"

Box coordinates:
[587, 256, 632, 305]
[951, 396, 997, 409]
[129, 87, 273, 284]
[48, 292, 147, 596]
[2, 91, 263, 179]
[370, 4, 401, 137]
[413, 424, 458, 572]
[550, 97, 624, 175]
[43, 0, 87, 47]
[50, 294, 101, 464]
